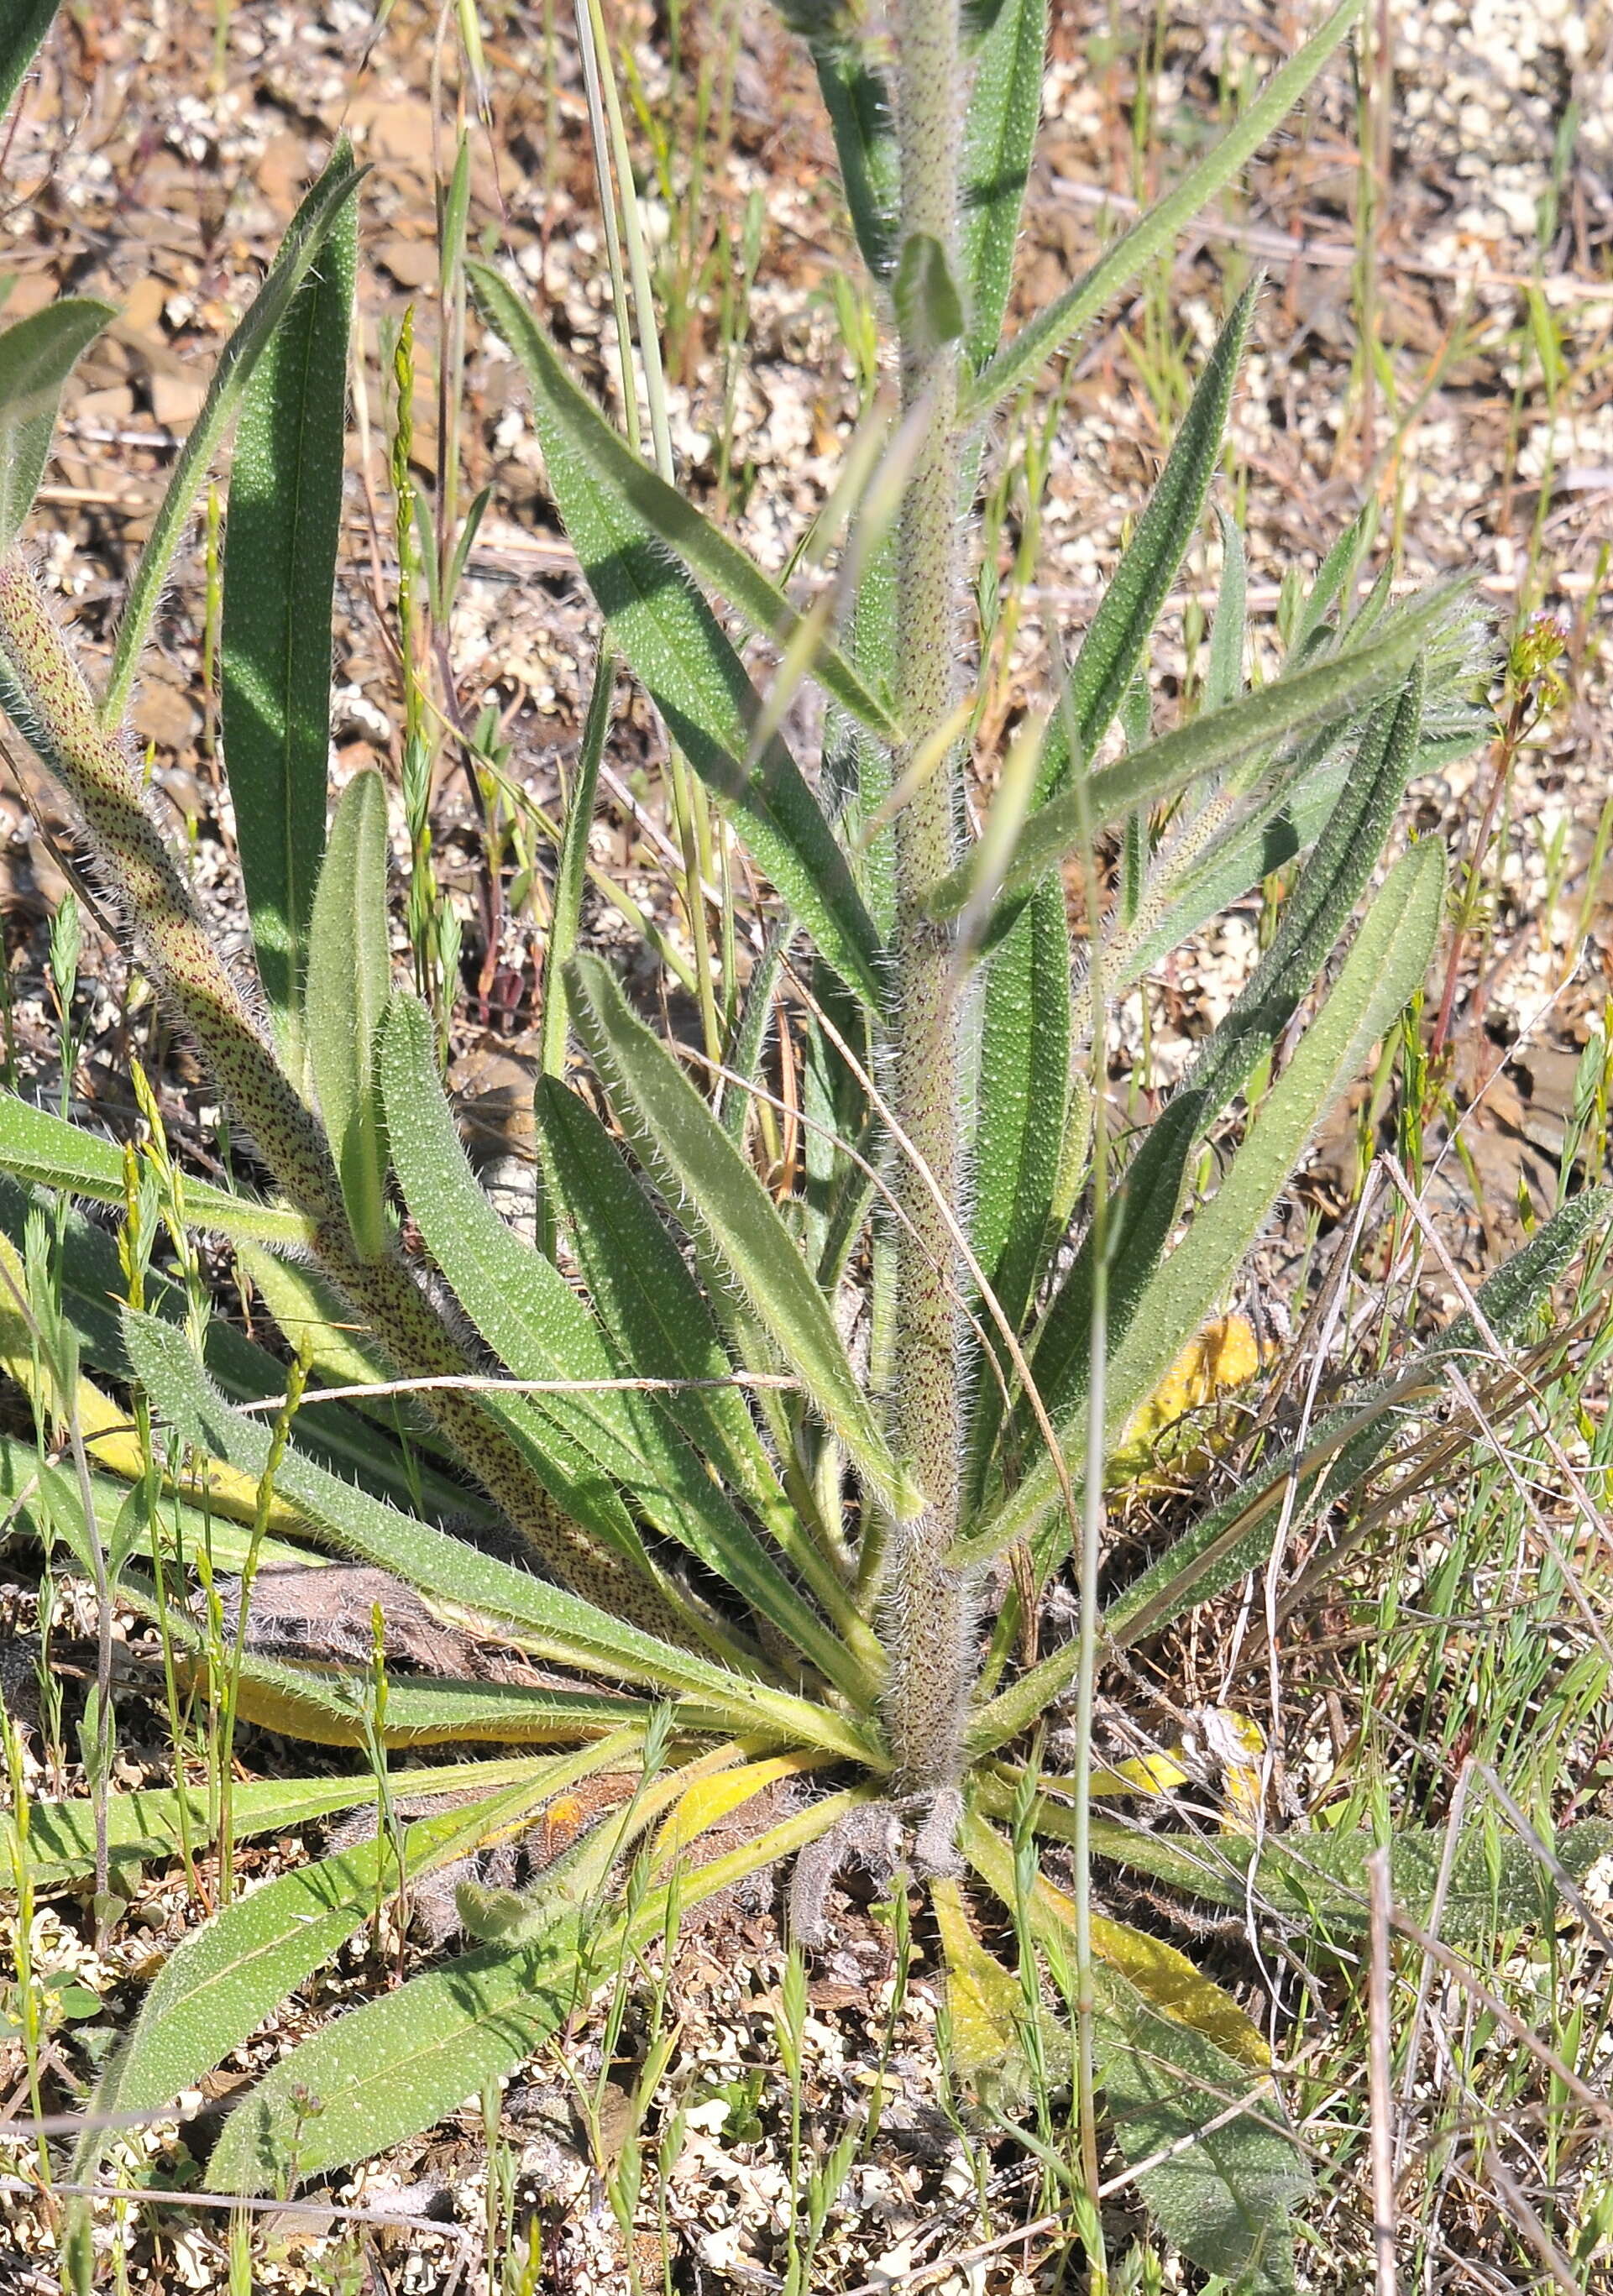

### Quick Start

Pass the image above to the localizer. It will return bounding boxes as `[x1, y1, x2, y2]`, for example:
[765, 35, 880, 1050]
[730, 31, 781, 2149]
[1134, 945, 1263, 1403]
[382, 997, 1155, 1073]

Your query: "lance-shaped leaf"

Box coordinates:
[568, 952, 922, 1522]
[930, 581, 1463, 921]
[769, 3, 899, 278]
[1018, 664, 1429, 1443]
[1096, 1991, 1307, 2294]
[223, 187, 356, 1075]
[0, 0, 61, 125]
[0, 1090, 312, 1247]
[469, 264, 884, 1008]
[1043, 278, 1260, 792]
[380, 996, 868, 1697]
[0, 1753, 583, 1890]
[80, 1749, 629, 2160]
[533, 1077, 877, 1656]
[961, 1810, 1303, 2292]
[206, 1786, 861, 2194]
[0, 299, 113, 551]
[102, 140, 363, 725]
[996, 1784, 1613, 1943]
[306, 770, 392, 1259]
[468, 266, 893, 742]
[963, 0, 1362, 423]
[961, 0, 1049, 371]
[210, 1909, 586, 2195]
[974, 836, 1445, 1564]
[120, 1310, 874, 1760]
[965, 878, 1069, 1502]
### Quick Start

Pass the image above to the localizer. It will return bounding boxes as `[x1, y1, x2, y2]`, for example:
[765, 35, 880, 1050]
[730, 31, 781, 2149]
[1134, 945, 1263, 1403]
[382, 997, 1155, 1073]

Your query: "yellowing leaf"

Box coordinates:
[1092, 1748, 1191, 1798]
[1110, 1312, 1265, 1491]
[930, 1876, 1025, 2082]
[650, 1750, 826, 1867]
[0, 1231, 304, 1534]
[1034, 1870, 1270, 2072]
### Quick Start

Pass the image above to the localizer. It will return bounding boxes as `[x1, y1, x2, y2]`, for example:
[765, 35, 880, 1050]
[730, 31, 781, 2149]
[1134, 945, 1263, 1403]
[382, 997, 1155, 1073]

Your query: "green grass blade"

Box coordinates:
[973, 837, 1445, 1566]
[932, 579, 1464, 921]
[0, 299, 114, 550]
[961, 0, 1048, 370]
[0, 1090, 312, 1247]
[469, 264, 895, 742]
[469, 265, 884, 1009]
[222, 187, 356, 1075]
[538, 650, 612, 1080]
[306, 770, 392, 1260]
[568, 951, 922, 1523]
[963, 0, 1362, 423]
[101, 141, 363, 727]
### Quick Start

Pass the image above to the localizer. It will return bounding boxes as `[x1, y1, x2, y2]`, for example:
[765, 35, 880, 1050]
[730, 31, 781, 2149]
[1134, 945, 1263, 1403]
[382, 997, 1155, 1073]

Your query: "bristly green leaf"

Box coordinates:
[77, 1752, 625, 2167]
[1014, 664, 1430, 1448]
[306, 770, 392, 1261]
[931, 579, 1464, 922]
[1095, 1993, 1307, 2295]
[973, 836, 1446, 1566]
[1203, 505, 1248, 713]
[532, 1076, 879, 1657]
[567, 951, 924, 1523]
[0, 1090, 312, 1247]
[380, 994, 876, 1701]
[102, 139, 364, 726]
[0, 1753, 573, 1890]
[1046, 277, 1260, 791]
[209, 1912, 587, 2194]
[469, 264, 885, 1009]
[769, 3, 899, 278]
[204, 1786, 860, 2194]
[223, 186, 356, 1078]
[119, 1307, 875, 1759]
[0, 299, 114, 552]
[965, 878, 1069, 1503]
[963, 0, 1363, 423]
[961, 0, 1049, 370]
[893, 233, 965, 358]
[0, 0, 60, 125]
[467, 264, 896, 744]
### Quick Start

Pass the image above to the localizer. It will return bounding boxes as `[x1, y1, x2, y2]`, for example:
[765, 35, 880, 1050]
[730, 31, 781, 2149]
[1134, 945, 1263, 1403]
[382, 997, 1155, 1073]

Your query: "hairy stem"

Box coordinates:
[0, 551, 683, 1638]
[879, 0, 971, 1831]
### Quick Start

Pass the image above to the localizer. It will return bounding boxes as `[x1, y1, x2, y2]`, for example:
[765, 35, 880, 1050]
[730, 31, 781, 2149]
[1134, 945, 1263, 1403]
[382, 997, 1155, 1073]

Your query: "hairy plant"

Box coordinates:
[0, 1, 1608, 2283]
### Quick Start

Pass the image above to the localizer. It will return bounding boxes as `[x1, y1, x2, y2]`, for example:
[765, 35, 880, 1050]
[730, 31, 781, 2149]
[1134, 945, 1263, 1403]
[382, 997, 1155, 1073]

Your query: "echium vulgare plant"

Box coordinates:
[0, 0, 1609, 2282]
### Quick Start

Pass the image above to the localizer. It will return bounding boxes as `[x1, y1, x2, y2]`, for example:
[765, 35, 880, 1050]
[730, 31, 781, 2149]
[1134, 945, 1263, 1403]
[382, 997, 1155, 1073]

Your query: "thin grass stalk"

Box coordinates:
[577, 0, 726, 1069]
